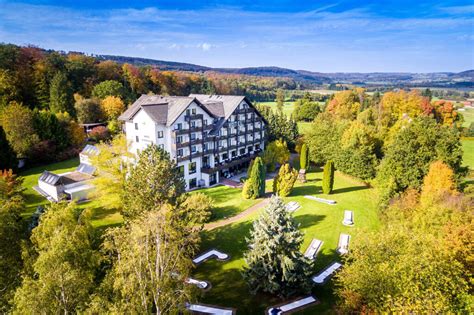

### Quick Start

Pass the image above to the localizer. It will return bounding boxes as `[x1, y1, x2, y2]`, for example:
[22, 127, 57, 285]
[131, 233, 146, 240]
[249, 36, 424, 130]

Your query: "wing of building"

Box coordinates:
[118, 94, 266, 189]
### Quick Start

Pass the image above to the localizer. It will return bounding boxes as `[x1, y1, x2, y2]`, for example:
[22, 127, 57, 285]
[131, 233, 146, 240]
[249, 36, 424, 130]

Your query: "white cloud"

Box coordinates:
[198, 43, 212, 51]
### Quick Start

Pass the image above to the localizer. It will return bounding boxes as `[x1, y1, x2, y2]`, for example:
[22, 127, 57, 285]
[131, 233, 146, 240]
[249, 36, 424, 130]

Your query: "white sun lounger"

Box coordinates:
[304, 239, 323, 259]
[267, 296, 318, 315]
[186, 278, 209, 289]
[304, 195, 336, 205]
[192, 249, 229, 264]
[342, 210, 354, 226]
[285, 201, 300, 212]
[186, 303, 235, 315]
[311, 262, 343, 284]
[337, 233, 351, 255]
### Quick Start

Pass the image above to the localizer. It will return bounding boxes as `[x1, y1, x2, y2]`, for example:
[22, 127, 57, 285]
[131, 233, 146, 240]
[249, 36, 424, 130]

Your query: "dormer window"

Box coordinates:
[135, 123, 138, 130]
[186, 109, 190, 115]
[157, 131, 163, 138]
[192, 108, 196, 115]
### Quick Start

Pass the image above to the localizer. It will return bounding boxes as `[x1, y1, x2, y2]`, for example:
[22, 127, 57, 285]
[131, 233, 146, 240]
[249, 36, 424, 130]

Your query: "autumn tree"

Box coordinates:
[92, 80, 125, 100]
[263, 139, 290, 172]
[243, 196, 313, 298]
[123, 145, 185, 219]
[179, 192, 213, 224]
[322, 160, 335, 194]
[377, 90, 425, 131]
[0, 102, 39, 158]
[101, 95, 125, 121]
[273, 163, 298, 197]
[49, 71, 74, 114]
[420, 161, 457, 206]
[326, 89, 364, 120]
[13, 202, 100, 314]
[74, 98, 104, 123]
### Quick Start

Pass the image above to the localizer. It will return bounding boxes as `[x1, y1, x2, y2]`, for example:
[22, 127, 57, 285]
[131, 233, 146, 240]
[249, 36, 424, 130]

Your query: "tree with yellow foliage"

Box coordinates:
[378, 90, 425, 129]
[101, 96, 125, 121]
[420, 160, 457, 206]
[326, 89, 363, 120]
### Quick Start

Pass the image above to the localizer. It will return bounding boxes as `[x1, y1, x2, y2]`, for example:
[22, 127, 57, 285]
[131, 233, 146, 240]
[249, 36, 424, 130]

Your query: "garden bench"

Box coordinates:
[304, 239, 323, 259]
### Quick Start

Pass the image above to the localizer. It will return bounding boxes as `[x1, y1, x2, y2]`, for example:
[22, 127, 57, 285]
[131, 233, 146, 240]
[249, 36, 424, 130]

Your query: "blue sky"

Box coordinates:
[0, 0, 473, 72]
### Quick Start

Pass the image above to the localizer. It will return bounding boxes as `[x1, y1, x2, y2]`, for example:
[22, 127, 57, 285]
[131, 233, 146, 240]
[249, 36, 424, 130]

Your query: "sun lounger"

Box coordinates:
[304, 195, 336, 205]
[336, 233, 350, 255]
[192, 249, 229, 264]
[304, 239, 323, 259]
[285, 201, 300, 212]
[267, 296, 319, 315]
[186, 278, 210, 289]
[186, 303, 235, 315]
[311, 262, 343, 284]
[342, 210, 354, 226]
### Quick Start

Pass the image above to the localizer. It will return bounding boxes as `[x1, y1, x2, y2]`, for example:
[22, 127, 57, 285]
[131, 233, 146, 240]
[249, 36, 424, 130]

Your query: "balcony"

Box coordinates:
[184, 114, 203, 121]
[201, 151, 261, 174]
[176, 151, 204, 163]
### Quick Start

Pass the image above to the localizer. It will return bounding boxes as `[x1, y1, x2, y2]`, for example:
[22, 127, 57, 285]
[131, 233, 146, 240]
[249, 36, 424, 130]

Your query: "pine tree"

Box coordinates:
[0, 126, 17, 170]
[49, 72, 74, 115]
[300, 143, 310, 170]
[322, 160, 335, 194]
[276, 89, 284, 113]
[242, 157, 265, 199]
[243, 196, 313, 298]
[273, 163, 298, 197]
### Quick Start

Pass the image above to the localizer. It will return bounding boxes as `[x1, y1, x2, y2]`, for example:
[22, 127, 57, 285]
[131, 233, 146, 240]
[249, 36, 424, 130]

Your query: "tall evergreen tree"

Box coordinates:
[275, 88, 285, 113]
[49, 71, 74, 115]
[243, 196, 313, 298]
[242, 156, 265, 199]
[300, 143, 310, 170]
[322, 160, 335, 194]
[0, 126, 17, 170]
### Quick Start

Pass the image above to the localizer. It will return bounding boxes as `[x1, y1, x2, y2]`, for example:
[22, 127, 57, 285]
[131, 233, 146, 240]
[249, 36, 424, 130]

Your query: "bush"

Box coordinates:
[273, 163, 298, 197]
[242, 157, 265, 199]
[180, 192, 213, 223]
[322, 160, 335, 194]
[263, 139, 290, 172]
[89, 126, 110, 142]
[300, 143, 309, 170]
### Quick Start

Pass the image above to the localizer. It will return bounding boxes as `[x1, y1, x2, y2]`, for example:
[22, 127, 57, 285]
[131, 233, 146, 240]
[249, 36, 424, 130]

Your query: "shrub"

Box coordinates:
[273, 163, 298, 197]
[263, 139, 290, 172]
[300, 143, 309, 170]
[89, 126, 110, 142]
[242, 157, 265, 199]
[322, 160, 335, 194]
[180, 192, 213, 223]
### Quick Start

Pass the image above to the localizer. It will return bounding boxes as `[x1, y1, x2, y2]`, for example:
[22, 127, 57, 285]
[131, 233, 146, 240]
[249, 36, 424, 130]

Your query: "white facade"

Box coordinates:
[121, 95, 266, 190]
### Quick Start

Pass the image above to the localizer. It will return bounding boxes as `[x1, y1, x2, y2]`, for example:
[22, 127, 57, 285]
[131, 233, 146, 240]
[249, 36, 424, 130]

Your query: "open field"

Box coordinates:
[462, 139, 474, 170]
[258, 101, 295, 117]
[460, 107, 474, 128]
[193, 167, 380, 314]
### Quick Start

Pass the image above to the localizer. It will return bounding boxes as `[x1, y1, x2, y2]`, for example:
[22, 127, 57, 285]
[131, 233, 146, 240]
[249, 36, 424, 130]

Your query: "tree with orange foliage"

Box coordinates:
[101, 96, 125, 121]
[420, 160, 457, 205]
[432, 100, 459, 126]
[122, 63, 146, 95]
[326, 89, 363, 120]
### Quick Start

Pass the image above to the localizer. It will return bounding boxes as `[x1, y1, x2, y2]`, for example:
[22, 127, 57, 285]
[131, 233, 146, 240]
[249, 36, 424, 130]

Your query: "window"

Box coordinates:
[186, 109, 191, 115]
[223, 153, 228, 160]
[176, 136, 182, 144]
[192, 108, 196, 115]
[135, 123, 138, 130]
[189, 162, 196, 174]
[191, 121, 196, 128]
[190, 133, 196, 141]
[191, 145, 197, 153]
[159, 144, 164, 149]
[157, 131, 163, 138]
[204, 119, 208, 126]
[248, 146, 253, 153]
[135, 136, 139, 142]
[189, 178, 197, 189]
[177, 149, 183, 157]
[240, 148, 245, 155]
[255, 144, 260, 150]
[178, 165, 185, 174]
[203, 143, 208, 151]
[175, 123, 182, 130]
[231, 150, 237, 157]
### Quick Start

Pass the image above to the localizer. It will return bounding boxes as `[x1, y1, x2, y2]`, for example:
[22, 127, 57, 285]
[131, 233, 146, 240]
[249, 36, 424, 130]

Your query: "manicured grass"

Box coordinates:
[193, 167, 380, 314]
[460, 107, 474, 128]
[462, 139, 474, 170]
[192, 185, 262, 222]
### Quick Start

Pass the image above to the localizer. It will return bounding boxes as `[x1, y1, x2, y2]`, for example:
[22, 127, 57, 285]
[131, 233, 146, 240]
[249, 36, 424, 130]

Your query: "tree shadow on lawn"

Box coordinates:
[296, 214, 326, 230]
[330, 185, 369, 195]
[290, 184, 321, 197]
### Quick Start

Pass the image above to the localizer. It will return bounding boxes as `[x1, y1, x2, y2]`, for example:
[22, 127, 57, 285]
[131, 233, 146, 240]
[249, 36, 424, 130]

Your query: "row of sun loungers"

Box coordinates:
[304, 195, 337, 205]
[192, 249, 230, 265]
[312, 262, 343, 284]
[267, 296, 319, 315]
[186, 303, 235, 315]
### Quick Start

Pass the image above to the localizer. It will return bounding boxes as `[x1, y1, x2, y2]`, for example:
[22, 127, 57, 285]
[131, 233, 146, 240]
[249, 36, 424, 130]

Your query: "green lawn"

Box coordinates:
[193, 168, 380, 314]
[192, 185, 262, 221]
[462, 139, 474, 170]
[460, 107, 474, 128]
[258, 101, 295, 117]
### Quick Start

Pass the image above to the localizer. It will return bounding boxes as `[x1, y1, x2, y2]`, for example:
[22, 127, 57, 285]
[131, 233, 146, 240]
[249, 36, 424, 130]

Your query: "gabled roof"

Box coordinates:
[118, 95, 213, 126]
[189, 94, 246, 120]
[39, 171, 61, 186]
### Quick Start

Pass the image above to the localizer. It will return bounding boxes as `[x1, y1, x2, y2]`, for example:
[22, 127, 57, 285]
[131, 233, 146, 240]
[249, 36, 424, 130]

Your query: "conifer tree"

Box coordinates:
[273, 163, 298, 197]
[322, 160, 335, 194]
[0, 126, 17, 170]
[243, 196, 312, 298]
[242, 157, 265, 199]
[49, 71, 74, 115]
[300, 143, 310, 170]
